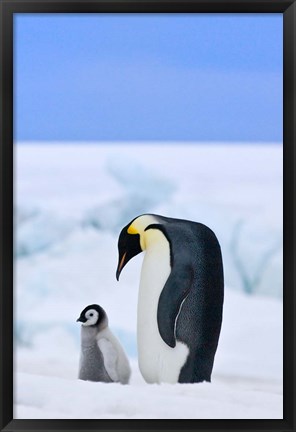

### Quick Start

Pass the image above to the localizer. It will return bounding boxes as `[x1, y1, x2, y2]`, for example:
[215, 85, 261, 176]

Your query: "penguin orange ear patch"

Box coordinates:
[127, 225, 138, 235]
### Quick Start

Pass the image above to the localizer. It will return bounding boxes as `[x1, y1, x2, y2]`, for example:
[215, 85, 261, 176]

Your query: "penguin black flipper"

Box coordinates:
[148, 222, 194, 348]
[157, 258, 194, 348]
[154, 218, 224, 383]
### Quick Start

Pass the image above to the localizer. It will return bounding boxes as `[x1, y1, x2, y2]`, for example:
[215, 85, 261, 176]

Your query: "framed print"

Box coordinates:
[0, 0, 295, 431]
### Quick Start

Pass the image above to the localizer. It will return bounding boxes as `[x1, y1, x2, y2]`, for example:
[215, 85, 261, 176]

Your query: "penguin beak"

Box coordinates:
[116, 252, 127, 281]
[76, 316, 85, 323]
[116, 227, 142, 281]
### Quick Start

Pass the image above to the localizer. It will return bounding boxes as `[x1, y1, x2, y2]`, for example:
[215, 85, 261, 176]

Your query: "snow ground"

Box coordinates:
[15, 286, 283, 419]
[15, 287, 283, 419]
[14, 143, 283, 419]
[15, 367, 282, 419]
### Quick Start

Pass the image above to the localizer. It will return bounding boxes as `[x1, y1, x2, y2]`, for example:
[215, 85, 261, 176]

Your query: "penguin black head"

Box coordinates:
[76, 304, 107, 327]
[116, 220, 143, 280]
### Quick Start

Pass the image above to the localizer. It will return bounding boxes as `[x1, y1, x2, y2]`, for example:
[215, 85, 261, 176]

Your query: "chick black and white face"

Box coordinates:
[82, 308, 99, 326]
[76, 304, 106, 327]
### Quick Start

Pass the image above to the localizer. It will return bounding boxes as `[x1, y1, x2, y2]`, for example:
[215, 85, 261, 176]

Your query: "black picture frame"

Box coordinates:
[0, 0, 295, 431]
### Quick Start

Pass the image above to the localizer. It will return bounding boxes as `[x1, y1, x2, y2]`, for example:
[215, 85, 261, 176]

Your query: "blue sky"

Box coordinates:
[14, 13, 283, 143]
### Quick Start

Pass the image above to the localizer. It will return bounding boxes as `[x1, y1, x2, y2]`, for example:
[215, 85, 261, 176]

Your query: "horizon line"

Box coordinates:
[16, 140, 282, 146]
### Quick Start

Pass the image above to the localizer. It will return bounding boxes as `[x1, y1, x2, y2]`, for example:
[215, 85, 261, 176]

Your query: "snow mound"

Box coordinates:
[83, 155, 175, 232]
[15, 210, 76, 257]
[15, 204, 39, 226]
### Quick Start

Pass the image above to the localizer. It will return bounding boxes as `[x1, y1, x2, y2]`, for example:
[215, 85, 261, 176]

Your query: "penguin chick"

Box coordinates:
[76, 304, 131, 384]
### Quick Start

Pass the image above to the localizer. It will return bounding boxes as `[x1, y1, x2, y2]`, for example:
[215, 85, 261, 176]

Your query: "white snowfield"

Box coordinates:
[15, 143, 283, 419]
[15, 288, 283, 419]
[16, 367, 282, 419]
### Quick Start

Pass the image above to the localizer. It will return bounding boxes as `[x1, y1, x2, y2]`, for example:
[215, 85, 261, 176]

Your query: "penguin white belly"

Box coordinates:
[137, 231, 189, 384]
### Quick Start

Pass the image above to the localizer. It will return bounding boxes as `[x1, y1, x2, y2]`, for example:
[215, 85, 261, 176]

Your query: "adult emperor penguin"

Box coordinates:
[76, 304, 131, 384]
[116, 214, 224, 384]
